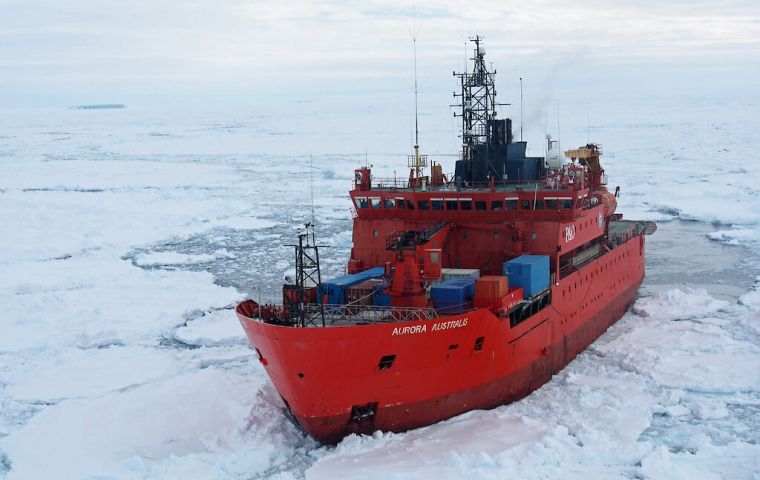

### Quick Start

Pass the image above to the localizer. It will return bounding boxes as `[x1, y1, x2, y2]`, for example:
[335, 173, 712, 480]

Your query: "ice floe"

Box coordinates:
[134, 249, 235, 267]
[174, 309, 249, 347]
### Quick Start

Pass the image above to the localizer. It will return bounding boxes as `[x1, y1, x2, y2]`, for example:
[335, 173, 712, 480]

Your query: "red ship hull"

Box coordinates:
[237, 235, 645, 443]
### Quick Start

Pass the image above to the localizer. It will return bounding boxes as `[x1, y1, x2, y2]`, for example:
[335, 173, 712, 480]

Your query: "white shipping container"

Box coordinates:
[440, 268, 480, 282]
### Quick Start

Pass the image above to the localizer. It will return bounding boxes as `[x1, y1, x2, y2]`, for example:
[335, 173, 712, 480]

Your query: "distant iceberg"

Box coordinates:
[70, 104, 126, 110]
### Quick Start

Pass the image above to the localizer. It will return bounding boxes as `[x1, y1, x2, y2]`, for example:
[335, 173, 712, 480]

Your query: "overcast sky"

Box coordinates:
[1, 0, 759, 107]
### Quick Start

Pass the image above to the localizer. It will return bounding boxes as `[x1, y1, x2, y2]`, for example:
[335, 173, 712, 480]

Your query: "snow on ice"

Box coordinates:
[134, 250, 235, 267]
[1, 93, 759, 479]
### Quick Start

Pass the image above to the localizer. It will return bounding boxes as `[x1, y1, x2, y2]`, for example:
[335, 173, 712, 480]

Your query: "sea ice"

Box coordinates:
[174, 309, 249, 347]
[1, 93, 759, 479]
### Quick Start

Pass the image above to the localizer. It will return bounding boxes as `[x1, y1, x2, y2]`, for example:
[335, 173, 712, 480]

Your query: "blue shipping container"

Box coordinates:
[431, 278, 475, 308]
[318, 266, 385, 304]
[502, 255, 550, 298]
[372, 283, 391, 307]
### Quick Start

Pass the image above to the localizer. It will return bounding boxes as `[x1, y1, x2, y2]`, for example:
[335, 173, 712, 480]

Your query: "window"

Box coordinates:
[446, 200, 458, 210]
[370, 197, 382, 208]
[397, 199, 405, 209]
[406, 200, 415, 210]
[560, 198, 573, 209]
[475, 201, 487, 211]
[491, 200, 503, 211]
[378, 355, 396, 370]
[533, 200, 544, 210]
[506, 199, 518, 210]
[432, 199, 444, 210]
[384, 198, 395, 209]
[545, 199, 558, 210]
[355, 197, 368, 209]
[460, 200, 472, 210]
[418, 200, 429, 210]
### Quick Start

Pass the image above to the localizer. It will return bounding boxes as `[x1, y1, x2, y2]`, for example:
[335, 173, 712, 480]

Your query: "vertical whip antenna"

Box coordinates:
[407, 4, 427, 182]
[413, 14, 419, 152]
[309, 154, 315, 227]
[557, 104, 561, 155]
[520, 77, 523, 142]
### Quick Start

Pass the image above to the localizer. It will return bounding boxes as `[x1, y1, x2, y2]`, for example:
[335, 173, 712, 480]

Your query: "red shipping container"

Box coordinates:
[474, 276, 509, 309]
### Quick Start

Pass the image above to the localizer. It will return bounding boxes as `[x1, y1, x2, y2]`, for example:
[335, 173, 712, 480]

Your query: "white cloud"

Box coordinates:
[0, 0, 758, 105]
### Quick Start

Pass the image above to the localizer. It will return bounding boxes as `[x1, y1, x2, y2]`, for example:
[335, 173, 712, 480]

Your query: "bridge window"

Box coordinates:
[560, 198, 573, 209]
[406, 200, 415, 210]
[475, 201, 487, 211]
[506, 199, 518, 210]
[418, 200, 429, 210]
[384, 198, 395, 209]
[446, 200, 458, 210]
[533, 199, 544, 210]
[491, 200, 503, 211]
[432, 199, 444, 210]
[370, 197, 382, 208]
[545, 199, 558, 210]
[460, 199, 472, 210]
[354, 197, 368, 209]
[397, 199, 405, 209]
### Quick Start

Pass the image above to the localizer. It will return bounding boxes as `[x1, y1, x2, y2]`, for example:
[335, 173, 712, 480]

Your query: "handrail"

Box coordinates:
[367, 178, 576, 193]
[304, 304, 440, 324]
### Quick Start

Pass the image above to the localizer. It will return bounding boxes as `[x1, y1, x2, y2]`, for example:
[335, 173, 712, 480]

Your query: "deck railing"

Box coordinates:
[304, 304, 440, 325]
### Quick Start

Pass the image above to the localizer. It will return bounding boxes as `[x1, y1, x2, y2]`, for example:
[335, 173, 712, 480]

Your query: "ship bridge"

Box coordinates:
[350, 163, 603, 224]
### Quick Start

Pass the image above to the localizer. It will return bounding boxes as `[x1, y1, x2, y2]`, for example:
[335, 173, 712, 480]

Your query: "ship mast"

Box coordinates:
[408, 26, 428, 183]
[452, 36, 508, 172]
[284, 223, 325, 327]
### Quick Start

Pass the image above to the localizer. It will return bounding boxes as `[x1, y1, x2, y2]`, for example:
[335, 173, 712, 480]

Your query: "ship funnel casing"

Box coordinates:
[546, 142, 564, 170]
[546, 151, 563, 170]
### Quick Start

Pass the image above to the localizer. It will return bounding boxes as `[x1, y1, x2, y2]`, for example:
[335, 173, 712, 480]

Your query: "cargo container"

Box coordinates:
[473, 275, 509, 309]
[431, 277, 475, 312]
[345, 279, 383, 306]
[318, 266, 385, 304]
[372, 283, 391, 307]
[502, 255, 550, 298]
[440, 268, 480, 282]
